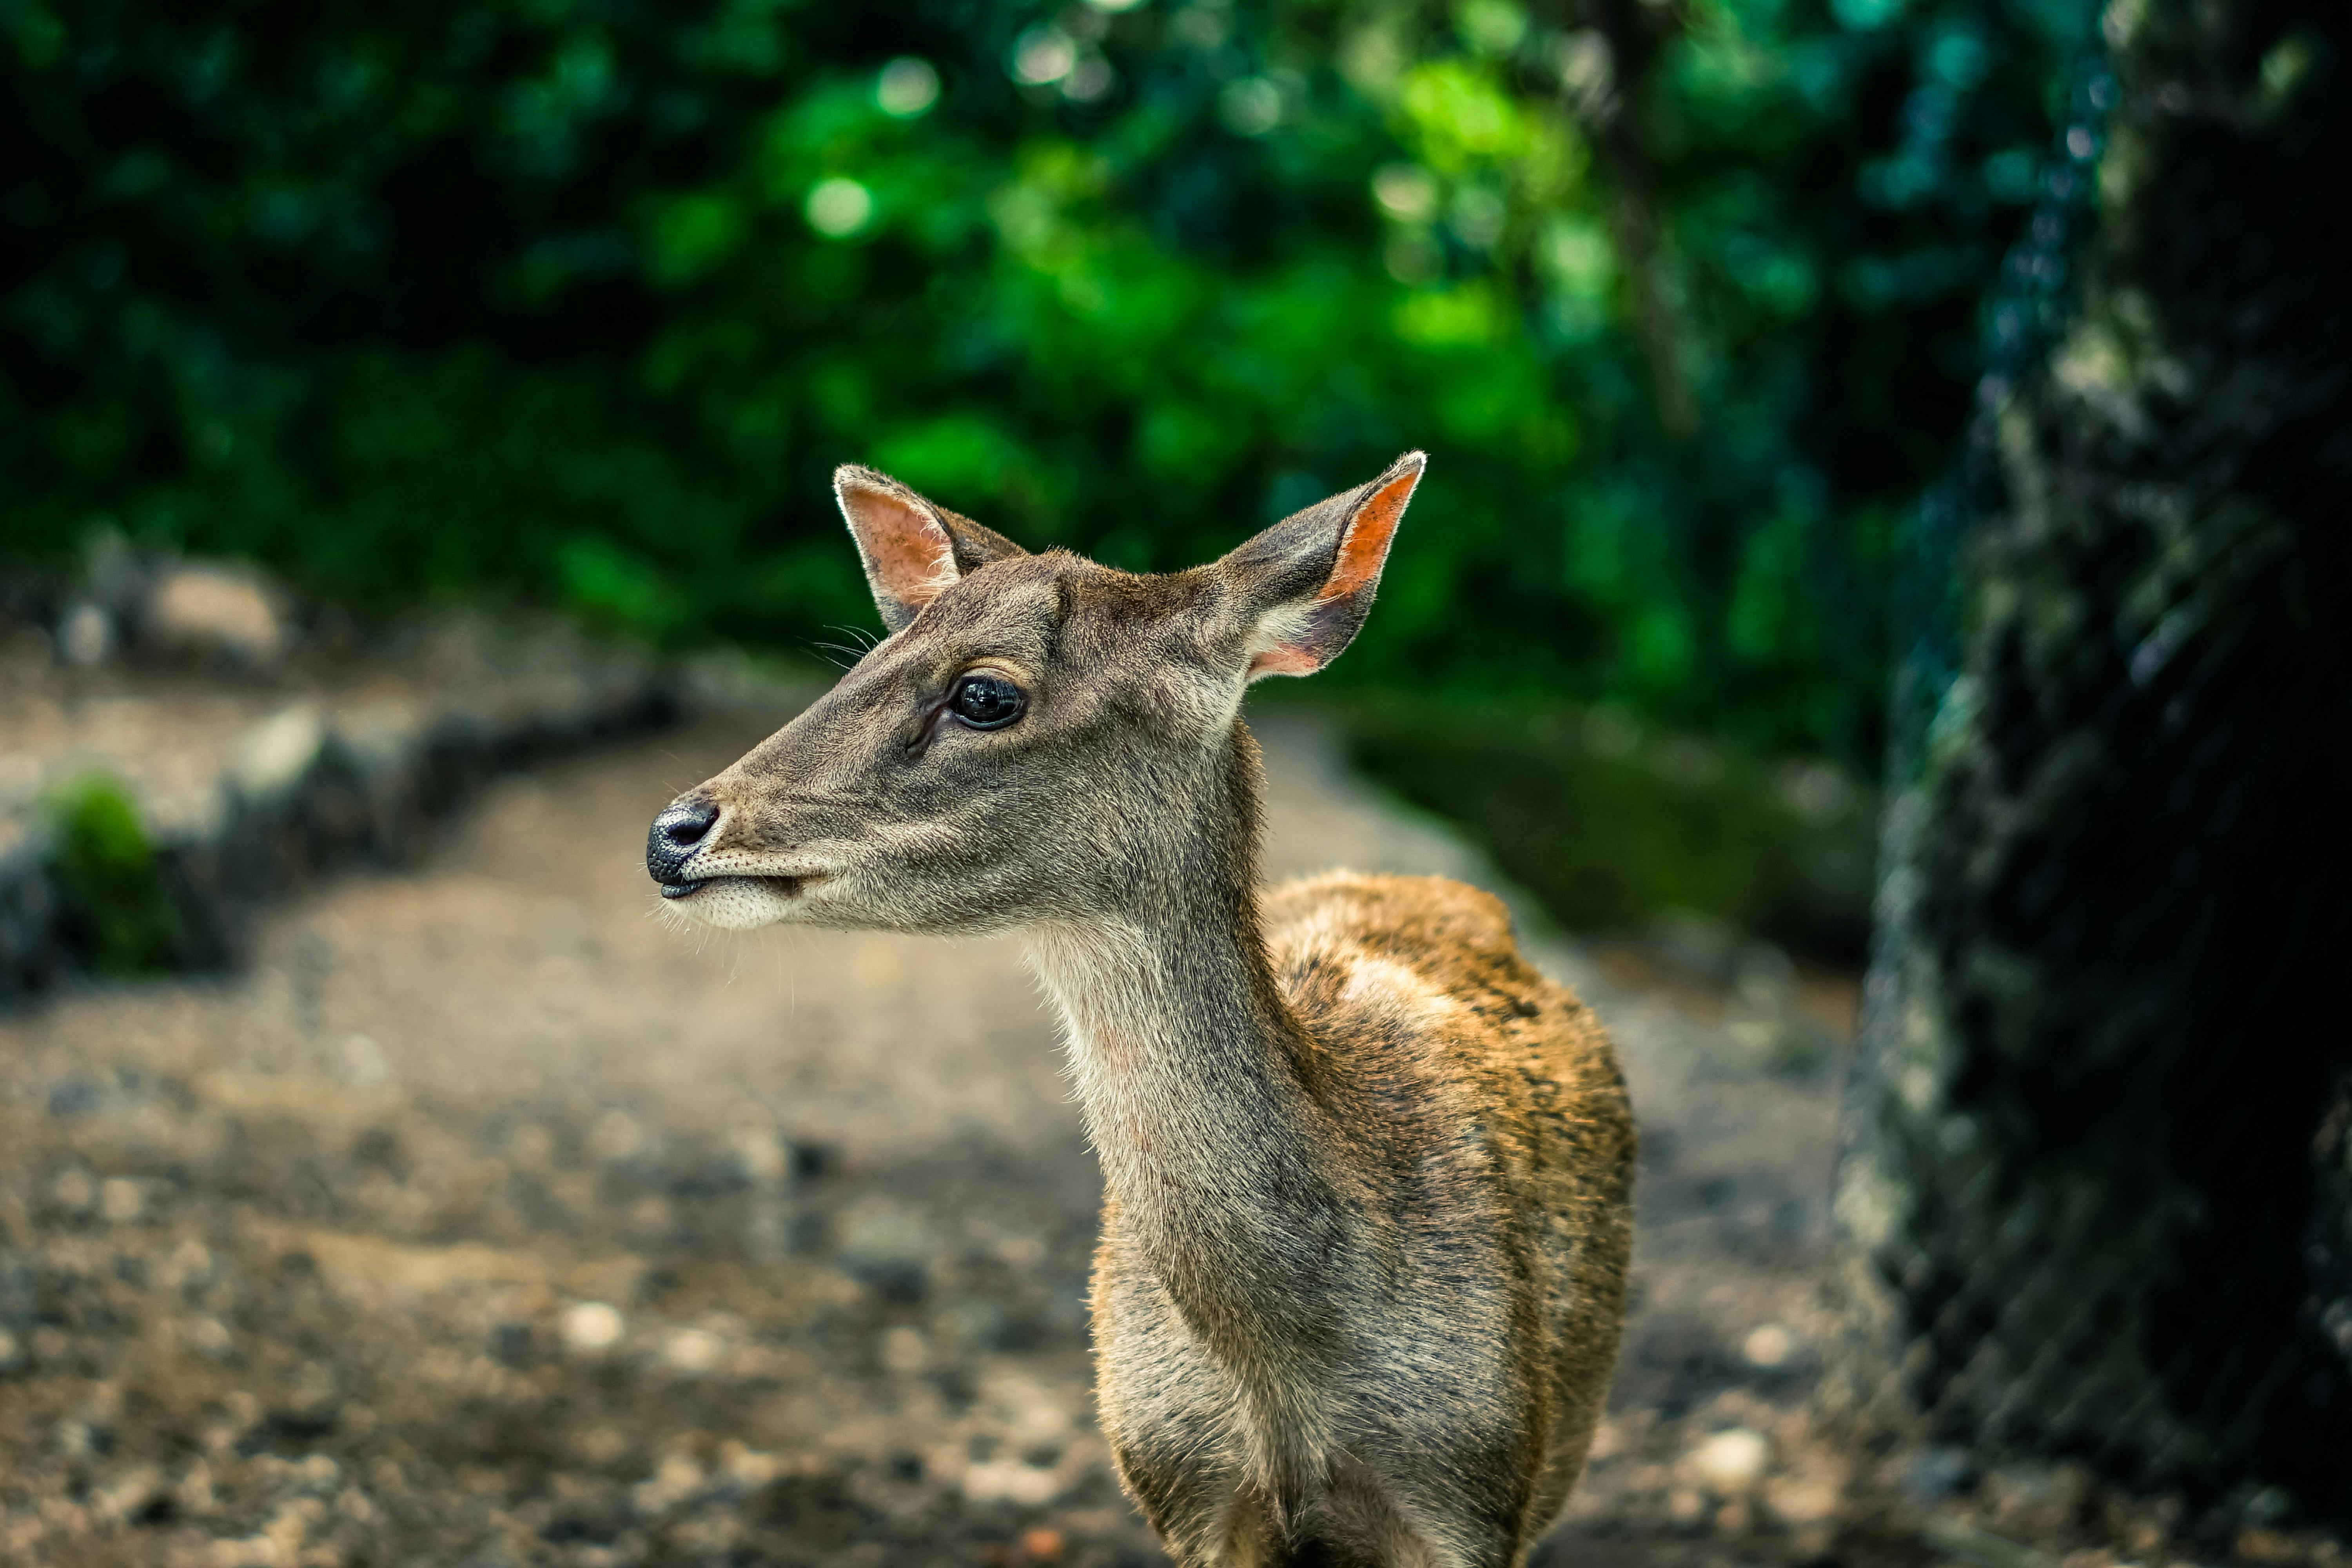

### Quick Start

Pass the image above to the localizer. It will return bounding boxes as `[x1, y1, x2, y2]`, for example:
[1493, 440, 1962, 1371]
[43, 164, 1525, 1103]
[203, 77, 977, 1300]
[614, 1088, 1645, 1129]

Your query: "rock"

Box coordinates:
[58, 603, 113, 666]
[233, 705, 327, 801]
[961, 1459, 1063, 1506]
[588, 1110, 645, 1162]
[1741, 1322, 1795, 1368]
[878, 1325, 930, 1374]
[729, 1125, 790, 1185]
[489, 1322, 534, 1368]
[1687, 1426, 1771, 1494]
[93, 1464, 165, 1523]
[1904, 1445, 1975, 1500]
[98, 1177, 143, 1223]
[562, 1301, 626, 1354]
[662, 1328, 724, 1374]
[1766, 1475, 1842, 1526]
[51, 1167, 96, 1216]
[339, 1033, 390, 1087]
[144, 566, 285, 665]
[1920, 1515, 2053, 1568]
[837, 1203, 933, 1305]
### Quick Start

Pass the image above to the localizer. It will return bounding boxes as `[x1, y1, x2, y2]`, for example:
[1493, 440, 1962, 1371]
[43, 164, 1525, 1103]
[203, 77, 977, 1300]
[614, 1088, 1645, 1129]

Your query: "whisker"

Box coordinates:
[803, 639, 860, 672]
[822, 623, 882, 653]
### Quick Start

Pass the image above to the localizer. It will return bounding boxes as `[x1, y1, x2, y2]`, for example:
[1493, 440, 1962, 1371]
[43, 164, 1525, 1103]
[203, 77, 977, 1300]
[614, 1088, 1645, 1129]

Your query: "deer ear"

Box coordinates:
[1222, 451, 1425, 680]
[834, 465, 1029, 633]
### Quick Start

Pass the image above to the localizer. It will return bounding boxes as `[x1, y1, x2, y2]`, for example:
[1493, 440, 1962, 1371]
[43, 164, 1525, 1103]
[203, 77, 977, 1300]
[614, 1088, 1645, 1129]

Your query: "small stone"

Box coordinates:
[52, 1168, 96, 1215]
[837, 1204, 933, 1304]
[339, 1033, 389, 1087]
[1742, 1323, 1795, 1367]
[961, 1459, 1063, 1506]
[0, 1328, 19, 1371]
[99, 1178, 144, 1224]
[937, 1296, 1011, 1351]
[2238, 1528, 2299, 1563]
[233, 705, 325, 798]
[730, 1126, 789, 1185]
[178, 1461, 218, 1517]
[574, 1426, 628, 1466]
[721, 1444, 781, 1488]
[563, 1301, 626, 1354]
[188, 1318, 233, 1358]
[58, 603, 113, 666]
[1021, 1526, 1067, 1562]
[94, 1465, 165, 1523]
[879, 1325, 930, 1375]
[146, 566, 284, 665]
[1688, 1427, 1771, 1494]
[489, 1321, 533, 1368]
[588, 1110, 644, 1162]
[632, 1451, 706, 1515]
[1905, 1446, 1975, 1501]
[1766, 1476, 1842, 1526]
[1792, 1521, 1838, 1559]
[662, 1328, 724, 1374]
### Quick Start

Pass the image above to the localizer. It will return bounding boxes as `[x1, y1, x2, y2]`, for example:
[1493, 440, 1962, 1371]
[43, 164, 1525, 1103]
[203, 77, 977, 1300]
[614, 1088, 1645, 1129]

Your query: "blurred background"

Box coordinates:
[0, 0, 2109, 956]
[4, 0, 2348, 1564]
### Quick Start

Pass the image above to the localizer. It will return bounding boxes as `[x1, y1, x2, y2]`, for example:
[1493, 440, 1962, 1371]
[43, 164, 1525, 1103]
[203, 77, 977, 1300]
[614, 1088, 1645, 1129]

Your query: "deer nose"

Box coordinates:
[647, 798, 719, 885]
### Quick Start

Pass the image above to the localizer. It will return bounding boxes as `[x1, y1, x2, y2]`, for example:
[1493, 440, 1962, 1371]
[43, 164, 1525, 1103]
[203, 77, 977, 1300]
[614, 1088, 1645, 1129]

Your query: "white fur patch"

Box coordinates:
[662, 876, 804, 930]
[1244, 604, 1319, 681]
[1339, 955, 1461, 1030]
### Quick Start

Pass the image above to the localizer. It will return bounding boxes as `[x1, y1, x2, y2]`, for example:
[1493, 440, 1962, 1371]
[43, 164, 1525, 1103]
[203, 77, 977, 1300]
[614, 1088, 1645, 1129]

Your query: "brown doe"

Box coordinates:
[645, 454, 1635, 1566]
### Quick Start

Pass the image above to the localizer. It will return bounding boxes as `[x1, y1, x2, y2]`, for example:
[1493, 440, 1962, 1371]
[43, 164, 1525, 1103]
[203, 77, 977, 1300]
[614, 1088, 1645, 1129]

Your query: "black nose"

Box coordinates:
[647, 799, 719, 885]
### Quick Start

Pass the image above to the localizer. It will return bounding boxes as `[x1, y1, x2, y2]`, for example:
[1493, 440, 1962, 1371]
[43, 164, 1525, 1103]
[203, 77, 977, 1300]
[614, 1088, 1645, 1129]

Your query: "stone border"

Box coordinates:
[0, 643, 675, 1004]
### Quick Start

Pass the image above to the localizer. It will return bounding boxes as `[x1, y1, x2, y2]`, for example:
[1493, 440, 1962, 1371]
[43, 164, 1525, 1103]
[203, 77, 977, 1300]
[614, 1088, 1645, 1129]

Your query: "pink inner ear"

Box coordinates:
[1249, 643, 1322, 677]
[845, 484, 955, 606]
[1323, 465, 1419, 603]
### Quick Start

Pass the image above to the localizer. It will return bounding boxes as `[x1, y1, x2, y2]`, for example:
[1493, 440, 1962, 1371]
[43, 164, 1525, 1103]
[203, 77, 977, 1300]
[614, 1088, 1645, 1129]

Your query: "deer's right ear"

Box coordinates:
[834, 465, 1029, 633]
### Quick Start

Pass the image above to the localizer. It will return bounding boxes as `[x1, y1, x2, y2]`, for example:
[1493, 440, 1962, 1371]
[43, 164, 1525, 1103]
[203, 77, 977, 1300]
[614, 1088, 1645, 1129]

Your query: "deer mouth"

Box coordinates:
[659, 874, 813, 902]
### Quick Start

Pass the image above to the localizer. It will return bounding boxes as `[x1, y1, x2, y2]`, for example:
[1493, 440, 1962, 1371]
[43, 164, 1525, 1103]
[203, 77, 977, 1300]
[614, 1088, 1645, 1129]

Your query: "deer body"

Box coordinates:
[648, 455, 1635, 1566]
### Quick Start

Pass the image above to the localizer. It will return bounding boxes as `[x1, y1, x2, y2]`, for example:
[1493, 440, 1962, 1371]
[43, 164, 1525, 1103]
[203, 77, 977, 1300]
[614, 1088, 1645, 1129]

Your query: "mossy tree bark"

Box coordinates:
[1832, 0, 2352, 1516]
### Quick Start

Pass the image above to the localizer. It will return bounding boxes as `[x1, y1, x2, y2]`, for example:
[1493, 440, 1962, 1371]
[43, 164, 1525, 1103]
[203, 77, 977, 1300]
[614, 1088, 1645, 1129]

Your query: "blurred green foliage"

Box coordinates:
[44, 773, 183, 975]
[0, 0, 2091, 767]
[1344, 699, 1878, 953]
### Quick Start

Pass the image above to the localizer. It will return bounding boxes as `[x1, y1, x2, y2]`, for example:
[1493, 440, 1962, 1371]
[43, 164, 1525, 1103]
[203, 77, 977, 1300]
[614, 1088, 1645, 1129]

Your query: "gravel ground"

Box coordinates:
[0, 704, 2332, 1568]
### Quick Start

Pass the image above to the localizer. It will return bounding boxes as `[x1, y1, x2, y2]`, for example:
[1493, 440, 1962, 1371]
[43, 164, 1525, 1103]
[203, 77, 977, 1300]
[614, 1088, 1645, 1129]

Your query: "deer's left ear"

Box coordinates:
[1220, 451, 1425, 679]
[835, 465, 1029, 633]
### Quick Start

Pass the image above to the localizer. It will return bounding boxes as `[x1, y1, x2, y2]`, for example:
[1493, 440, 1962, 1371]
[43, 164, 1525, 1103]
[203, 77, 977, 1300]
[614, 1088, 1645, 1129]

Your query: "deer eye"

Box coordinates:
[948, 672, 1025, 729]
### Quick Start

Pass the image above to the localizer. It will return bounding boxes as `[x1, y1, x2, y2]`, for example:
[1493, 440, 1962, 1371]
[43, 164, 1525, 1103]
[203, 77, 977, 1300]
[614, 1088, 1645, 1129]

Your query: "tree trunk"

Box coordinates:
[1831, 0, 2352, 1519]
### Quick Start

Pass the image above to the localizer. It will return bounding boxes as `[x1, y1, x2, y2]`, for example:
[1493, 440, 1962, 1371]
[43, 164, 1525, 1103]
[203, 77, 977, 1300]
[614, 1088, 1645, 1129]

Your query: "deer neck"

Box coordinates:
[1023, 724, 1366, 1368]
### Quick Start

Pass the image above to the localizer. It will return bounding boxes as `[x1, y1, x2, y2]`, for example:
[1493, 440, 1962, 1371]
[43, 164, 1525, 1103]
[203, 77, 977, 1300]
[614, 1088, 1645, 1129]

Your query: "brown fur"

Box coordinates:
[648, 456, 1635, 1566]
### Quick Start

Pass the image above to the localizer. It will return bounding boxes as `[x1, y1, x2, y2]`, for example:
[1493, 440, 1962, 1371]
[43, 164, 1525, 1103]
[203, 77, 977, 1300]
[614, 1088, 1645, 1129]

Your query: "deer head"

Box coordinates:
[645, 453, 1425, 933]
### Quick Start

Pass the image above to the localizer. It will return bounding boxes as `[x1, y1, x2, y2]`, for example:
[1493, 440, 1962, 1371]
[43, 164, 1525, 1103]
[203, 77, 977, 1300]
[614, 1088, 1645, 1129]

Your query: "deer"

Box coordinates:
[644, 453, 1636, 1567]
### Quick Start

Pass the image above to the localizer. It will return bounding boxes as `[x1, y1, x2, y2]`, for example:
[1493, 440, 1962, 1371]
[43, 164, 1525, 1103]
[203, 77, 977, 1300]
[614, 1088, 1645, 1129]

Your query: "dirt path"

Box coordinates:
[0, 706, 1860, 1568]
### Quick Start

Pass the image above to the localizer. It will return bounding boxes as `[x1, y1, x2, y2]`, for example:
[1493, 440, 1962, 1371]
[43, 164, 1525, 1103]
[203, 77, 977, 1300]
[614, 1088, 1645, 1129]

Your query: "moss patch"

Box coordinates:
[44, 773, 185, 975]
